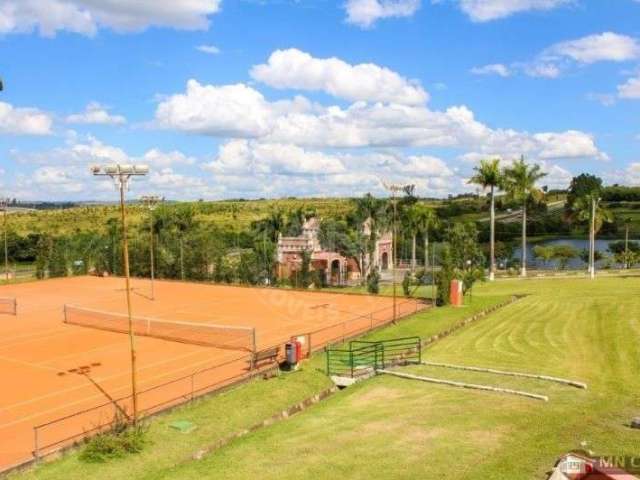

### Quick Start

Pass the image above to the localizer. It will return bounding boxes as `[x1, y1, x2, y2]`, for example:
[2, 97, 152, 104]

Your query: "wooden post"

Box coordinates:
[120, 181, 138, 424]
[33, 427, 39, 462]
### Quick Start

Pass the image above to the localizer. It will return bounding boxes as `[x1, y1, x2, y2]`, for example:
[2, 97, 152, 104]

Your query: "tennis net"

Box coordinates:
[63, 305, 256, 353]
[0, 297, 16, 315]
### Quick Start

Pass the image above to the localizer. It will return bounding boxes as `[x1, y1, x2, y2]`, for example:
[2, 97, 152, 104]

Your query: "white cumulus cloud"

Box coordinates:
[155, 80, 276, 138]
[0, 102, 53, 135]
[155, 78, 608, 164]
[618, 75, 640, 99]
[196, 44, 220, 55]
[66, 102, 126, 125]
[470, 64, 511, 77]
[484, 32, 639, 79]
[207, 140, 346, 176]
[345, 0, 421, 28]
[533, 131, 605, 160]
[457, 0, 571, 22]
[250, 49, 428, 105]
[545, 32, 640, 64]
[0, 0, 221, 37]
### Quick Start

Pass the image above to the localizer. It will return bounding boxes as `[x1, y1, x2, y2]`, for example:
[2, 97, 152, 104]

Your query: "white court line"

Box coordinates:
[0, 355, 60, 373]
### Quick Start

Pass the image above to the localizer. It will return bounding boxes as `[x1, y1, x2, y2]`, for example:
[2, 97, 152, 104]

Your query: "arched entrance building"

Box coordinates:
[276, 217, 392, 286]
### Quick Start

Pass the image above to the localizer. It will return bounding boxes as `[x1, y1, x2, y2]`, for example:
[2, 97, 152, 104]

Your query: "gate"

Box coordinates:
[326, 336, 421, 378]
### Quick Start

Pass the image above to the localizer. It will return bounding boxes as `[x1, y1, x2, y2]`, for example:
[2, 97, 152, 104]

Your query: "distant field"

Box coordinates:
[5, 198, 358, 236]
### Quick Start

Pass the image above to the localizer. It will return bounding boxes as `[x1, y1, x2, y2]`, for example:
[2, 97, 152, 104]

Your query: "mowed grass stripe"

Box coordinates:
[144, 277, 640, 480]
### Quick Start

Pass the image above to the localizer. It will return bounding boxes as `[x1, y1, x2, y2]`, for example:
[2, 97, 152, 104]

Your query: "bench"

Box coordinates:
[251, 346, 280, 370]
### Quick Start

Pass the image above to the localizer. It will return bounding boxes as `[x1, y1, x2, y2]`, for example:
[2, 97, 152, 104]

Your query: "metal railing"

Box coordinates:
[326, 336, 422, 377]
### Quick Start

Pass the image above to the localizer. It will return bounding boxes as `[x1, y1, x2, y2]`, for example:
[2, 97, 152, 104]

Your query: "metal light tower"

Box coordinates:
[382, 181, 414, 323]
[0, 198, 10, 282]
[92, 164, 149, 423]
[140, 195, 163, 300]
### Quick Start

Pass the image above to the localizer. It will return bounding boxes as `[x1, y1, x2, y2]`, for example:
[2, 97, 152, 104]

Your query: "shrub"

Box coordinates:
[402, 271, 411, 297]
[80, 416, 148, 463]
[366, 270, 380, 294]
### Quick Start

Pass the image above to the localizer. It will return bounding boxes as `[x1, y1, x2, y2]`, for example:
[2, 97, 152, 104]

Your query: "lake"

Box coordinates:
[510, 238, 636, 270]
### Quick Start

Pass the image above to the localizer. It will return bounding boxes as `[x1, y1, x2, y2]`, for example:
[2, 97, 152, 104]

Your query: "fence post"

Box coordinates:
[381, 344, 386, 369]
[325, 350, 329, 375]
[33, 427, 39, 462]
[372, 344, 376, 371]
[350, 350, 354, 378]
[250, 328, 257, 371]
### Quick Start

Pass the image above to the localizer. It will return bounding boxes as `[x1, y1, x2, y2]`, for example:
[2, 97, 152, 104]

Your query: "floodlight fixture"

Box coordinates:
[91, 163, 149, 424]
[140, 195, 164, 211]
[92, 163, 149, 191]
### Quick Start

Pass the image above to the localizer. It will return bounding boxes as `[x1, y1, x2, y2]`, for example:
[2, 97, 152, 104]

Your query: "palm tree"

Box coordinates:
[468, 158, 502, 281]
[411, 203, 438, 270]
[172, 204, 197, 281]
[403, 204, 419, 272]
[354, 194, 386, 275]
[502, 156, 547, 277]
[569, 194, 613, 278]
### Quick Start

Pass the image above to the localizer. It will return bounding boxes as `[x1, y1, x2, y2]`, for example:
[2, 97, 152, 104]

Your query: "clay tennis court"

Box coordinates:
[0, 276, 422, 471]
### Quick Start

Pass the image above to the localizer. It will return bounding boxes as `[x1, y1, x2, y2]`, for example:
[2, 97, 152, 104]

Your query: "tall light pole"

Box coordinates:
[382, 181, 413, 323]
[140, 195, 163, 300]
[0, 82, 6, 282]
[0, 198, 10, 282]
[92, 164, 149, 424]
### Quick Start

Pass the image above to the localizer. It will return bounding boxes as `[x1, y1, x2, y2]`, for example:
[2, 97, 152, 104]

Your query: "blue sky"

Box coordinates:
[0, 0, 638, 201]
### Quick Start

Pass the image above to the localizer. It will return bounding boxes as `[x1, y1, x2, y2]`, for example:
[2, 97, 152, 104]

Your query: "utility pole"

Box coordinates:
[92, 164, 149, 424]
[0, 198, 9, 282]
[382, 181, 413, 323]
[140, 195, 163, 300]
[431, 243, 436, 305]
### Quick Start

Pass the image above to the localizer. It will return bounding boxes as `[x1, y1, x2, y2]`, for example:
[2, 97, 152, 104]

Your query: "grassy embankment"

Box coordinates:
[84, 276, 640, 480]
[11, 288, 508, 480]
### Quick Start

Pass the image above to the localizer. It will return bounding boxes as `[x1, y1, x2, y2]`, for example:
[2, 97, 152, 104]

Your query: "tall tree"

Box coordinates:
[403, 205, 420, 272]
[411, 203, 438, 270]
[353, 193, 386, 275]
[502, 156, 547, 277]
[569, 194, 613, 278]
[566, 173, 603, 208]
[172, 204, 198, 281]
[468, 158, 502, 281]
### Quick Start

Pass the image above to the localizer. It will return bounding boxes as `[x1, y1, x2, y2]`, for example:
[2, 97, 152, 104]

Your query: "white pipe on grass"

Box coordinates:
[421, 361, 587, 390]
[379, 369, 549, 402]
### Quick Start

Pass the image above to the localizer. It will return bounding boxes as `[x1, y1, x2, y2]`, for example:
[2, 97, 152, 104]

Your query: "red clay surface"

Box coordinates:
[0, 276, 420, 471]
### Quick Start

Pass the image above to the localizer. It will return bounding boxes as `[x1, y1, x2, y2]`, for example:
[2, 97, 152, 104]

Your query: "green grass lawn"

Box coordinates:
[131, 276, 639, 480]
[11, 285, 506, 480]
[12, 276, 639, 479]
